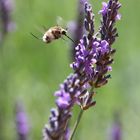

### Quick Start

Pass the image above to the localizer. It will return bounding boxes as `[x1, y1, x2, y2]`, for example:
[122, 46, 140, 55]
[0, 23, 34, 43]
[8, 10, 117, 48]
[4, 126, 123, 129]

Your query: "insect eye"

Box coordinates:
[62, 30, 66, 35]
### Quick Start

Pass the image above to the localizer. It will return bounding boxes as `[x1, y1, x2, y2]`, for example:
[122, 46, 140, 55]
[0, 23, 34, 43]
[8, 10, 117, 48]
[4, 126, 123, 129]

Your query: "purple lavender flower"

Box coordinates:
[99, 2, 108, 15]
[0, 0, 15, 43]
[111, 123, 122, 140]
[68, 0, 87, 60]
[108, 112, 122, 140]
[43, 73, 86, 140]
[15, 101, 29, 140]
[43, 0, 121, 139]
[99, 0, 121, 45]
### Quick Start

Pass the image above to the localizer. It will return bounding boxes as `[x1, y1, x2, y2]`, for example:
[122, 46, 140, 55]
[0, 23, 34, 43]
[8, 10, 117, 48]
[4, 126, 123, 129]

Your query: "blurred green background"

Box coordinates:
[0, 0, 140, 140]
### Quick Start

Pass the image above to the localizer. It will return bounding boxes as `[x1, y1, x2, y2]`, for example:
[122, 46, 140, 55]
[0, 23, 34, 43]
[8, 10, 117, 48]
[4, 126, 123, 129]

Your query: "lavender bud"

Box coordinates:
[84, 19, 90, 31]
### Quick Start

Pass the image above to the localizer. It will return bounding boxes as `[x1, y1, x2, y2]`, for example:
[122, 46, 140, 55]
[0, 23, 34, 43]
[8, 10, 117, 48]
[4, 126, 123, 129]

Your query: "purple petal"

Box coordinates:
[116, 13, 121, 20]
[99, 2, 108, 15]
[56, 98, 70, 109]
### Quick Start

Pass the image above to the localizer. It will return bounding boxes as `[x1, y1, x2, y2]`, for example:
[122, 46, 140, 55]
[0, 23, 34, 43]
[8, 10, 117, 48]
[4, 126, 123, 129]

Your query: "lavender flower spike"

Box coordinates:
[99, 0, 121, 45]
[68, 0, 86, 60]
[43, 73, 84, 140]
[109, 112, 122, 140]
[15, 101, 29, 140]
[43, 0, 121, 139]
[0, 0, 15, 43]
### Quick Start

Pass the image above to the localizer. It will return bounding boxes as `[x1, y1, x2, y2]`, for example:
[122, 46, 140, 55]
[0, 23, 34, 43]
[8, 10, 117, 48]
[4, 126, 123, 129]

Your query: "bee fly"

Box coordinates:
[31, 26, 74, 44]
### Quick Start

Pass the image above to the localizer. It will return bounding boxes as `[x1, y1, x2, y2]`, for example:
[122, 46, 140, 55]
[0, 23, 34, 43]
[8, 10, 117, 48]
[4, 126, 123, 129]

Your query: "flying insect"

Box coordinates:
[31, 25, 74, 44]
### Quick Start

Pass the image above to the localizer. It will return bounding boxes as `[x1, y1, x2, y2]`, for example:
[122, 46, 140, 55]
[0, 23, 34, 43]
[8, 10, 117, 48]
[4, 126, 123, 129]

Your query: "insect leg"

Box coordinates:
[61, 36, 67, 42]
[30, 32, 42, 40]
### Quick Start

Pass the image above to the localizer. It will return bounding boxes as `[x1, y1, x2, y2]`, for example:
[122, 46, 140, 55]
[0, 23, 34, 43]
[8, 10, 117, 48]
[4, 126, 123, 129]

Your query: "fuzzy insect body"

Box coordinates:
[31, 25, 74, 44]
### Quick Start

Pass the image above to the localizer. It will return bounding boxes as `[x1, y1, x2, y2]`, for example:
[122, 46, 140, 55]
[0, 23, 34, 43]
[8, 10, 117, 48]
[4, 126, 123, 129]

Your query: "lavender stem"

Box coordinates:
[69, 109, 84, 140]
[70, 85, 95, 140]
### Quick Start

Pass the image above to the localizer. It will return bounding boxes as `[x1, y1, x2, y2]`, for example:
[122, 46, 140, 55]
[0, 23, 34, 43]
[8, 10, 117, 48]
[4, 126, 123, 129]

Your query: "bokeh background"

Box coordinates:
[0, 0, 140, 140]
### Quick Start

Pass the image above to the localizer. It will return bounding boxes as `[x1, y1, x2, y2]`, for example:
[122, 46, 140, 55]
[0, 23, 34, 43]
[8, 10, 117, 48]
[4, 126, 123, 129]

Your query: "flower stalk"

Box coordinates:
[69, 109, 84, 140]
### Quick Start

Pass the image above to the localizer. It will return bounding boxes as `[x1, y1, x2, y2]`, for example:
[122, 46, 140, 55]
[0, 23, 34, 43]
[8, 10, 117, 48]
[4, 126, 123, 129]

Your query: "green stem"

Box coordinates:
[69, 109, 84, 140]
[69, 86, 94, 140]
